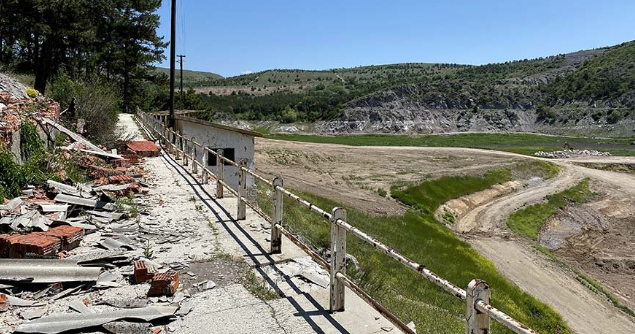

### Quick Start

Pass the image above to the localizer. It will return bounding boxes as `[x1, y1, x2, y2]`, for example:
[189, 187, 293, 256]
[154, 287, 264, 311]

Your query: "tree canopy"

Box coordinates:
[0, 0, 166, 112]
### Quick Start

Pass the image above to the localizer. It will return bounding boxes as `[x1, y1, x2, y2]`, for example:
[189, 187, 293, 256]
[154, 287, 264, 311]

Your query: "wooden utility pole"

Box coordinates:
[168, 0, 176, 128]
[177, 54, 186, 100]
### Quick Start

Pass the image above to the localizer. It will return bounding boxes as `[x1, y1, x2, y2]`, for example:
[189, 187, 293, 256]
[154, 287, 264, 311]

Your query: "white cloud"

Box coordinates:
[241, 70, 253, 75]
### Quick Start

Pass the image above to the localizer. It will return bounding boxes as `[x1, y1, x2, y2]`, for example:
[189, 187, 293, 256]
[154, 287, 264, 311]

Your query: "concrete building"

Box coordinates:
[164, 114, 262, 200]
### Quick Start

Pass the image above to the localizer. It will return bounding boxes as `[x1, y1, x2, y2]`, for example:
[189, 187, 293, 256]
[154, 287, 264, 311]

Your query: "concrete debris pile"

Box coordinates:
[534, 149, 612, 159]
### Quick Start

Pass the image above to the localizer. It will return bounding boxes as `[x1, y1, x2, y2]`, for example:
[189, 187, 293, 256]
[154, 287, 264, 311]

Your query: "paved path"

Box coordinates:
[121, 114, 401, 334]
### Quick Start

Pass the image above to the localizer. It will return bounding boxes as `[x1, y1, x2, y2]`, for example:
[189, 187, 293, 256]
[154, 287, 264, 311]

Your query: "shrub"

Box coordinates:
[377, 188, 387, 197]
[25, 88, 38, 98]
[49, 71, 120, 146]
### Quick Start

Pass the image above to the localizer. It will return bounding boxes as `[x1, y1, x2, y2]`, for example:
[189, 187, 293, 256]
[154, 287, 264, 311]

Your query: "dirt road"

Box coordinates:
[445, 155, 635, 333]
[471, 237, 635, 334]
[456, 164, 585, 233]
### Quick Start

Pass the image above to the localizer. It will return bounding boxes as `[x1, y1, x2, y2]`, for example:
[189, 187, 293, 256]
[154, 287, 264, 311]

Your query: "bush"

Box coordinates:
[377, 188, 387, 197]
[281, 105, 298, 123]
[606, 110, 623, 124]
[49, 71, 120, 146]
[25, 88, 38, 98]
[0, 120, 54, 201]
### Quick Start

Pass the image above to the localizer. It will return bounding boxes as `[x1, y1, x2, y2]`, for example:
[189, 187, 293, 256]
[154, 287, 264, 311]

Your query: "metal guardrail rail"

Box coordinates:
[136, 112, 537, 334]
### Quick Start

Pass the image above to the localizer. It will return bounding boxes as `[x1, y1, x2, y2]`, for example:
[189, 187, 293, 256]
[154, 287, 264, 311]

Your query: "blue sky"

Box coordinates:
[156, 0, 635, 77]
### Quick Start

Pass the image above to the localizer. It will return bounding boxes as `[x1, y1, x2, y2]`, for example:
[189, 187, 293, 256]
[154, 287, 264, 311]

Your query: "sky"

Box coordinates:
[156, 0, 635, 78]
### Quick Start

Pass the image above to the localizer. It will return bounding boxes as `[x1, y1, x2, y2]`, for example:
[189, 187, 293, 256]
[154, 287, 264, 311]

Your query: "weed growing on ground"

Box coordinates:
[243, 270, 280, 301]
[115, 197, 139, 218]
[390, 168, 512, 214]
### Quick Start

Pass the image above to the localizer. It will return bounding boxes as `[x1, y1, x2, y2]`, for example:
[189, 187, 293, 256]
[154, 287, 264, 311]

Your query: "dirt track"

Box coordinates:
[256, 138, 635, 333]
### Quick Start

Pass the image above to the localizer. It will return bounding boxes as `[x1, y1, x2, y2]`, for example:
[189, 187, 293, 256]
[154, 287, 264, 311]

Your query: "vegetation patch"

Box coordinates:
[390, 169, 512, 214]
[507, 179, 593, 240]
[265, 133, 633, 157]
[0, 120, 56, 201]
[256, 174, 570, 334]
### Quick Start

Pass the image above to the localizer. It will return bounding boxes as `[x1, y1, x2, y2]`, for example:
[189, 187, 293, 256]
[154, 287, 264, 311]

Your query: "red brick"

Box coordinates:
[108, 175, 136, 184]
[134, 260, 157, 283]
[148, 271, 179, 296]
[7, 233, 61, 258]
[127, 141, 160, 157]
[0, 293, 8, 312]
[0, 234, 11, 257]
[44, 226, 84, 250]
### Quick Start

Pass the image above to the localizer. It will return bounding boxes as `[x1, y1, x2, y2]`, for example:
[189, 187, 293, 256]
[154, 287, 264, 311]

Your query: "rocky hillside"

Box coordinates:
[322, 42, 635, 135]
[198, 40, 635, 136]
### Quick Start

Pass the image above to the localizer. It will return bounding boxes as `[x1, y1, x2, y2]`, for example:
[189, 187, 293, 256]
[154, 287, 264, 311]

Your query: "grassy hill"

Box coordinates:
[153, 67, 223, 87]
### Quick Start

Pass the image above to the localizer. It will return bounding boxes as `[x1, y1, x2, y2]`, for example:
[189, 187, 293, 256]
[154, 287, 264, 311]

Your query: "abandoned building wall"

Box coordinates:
[176, 117, 256, 199]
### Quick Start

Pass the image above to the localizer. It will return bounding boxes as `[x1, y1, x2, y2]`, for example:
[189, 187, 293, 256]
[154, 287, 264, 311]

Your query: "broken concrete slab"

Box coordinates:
[16, 305, 177, 333]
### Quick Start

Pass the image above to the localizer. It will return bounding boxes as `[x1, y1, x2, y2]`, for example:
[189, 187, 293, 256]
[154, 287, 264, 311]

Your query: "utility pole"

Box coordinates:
[168, 0, 176, 128]
[177, 54, 186, 101]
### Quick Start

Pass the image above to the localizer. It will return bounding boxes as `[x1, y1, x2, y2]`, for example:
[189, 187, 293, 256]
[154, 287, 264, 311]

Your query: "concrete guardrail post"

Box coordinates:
[191, 137, 197, 174]
[202, 148, 209, 184]
[330, 207, 346, 312]
[175, 135, 181, 160]
[237, 160, 247, 220]
[216, 149, 224, 198]
[466, 279, 491, 334]
[183, 138, 189, 166]
[271, 177, 283, 254]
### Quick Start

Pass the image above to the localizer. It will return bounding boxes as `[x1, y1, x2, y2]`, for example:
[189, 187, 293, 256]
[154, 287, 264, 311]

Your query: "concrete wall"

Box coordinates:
[176, 118, 257, 200]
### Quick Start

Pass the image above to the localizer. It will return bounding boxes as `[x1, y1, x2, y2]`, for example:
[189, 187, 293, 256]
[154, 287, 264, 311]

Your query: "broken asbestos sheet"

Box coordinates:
[16, 306, 177, 334]
[0, 259, 101, 284]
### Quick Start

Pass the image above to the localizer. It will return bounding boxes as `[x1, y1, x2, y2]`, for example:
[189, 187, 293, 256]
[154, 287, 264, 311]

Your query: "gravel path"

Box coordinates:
[123, 114, 402, 334]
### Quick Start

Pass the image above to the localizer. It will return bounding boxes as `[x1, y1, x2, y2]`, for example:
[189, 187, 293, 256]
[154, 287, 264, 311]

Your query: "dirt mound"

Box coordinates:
[435, 181, 523, 225]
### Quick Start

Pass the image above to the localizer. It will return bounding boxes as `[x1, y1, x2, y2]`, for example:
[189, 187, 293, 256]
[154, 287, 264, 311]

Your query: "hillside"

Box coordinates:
[194, 40, 635, 136]
[153, 67, 223, 87]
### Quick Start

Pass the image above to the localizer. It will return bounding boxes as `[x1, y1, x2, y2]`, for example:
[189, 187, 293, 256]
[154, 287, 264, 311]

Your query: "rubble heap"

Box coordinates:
[534, 149, 612, 159]
[0, 91, 60, 157]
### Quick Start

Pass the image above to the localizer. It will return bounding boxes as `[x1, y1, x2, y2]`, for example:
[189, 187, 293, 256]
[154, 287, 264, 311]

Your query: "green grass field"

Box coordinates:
[507, 179, 593, 239]
[256, 168, 571, 334]
[265, 133, 635, 156]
